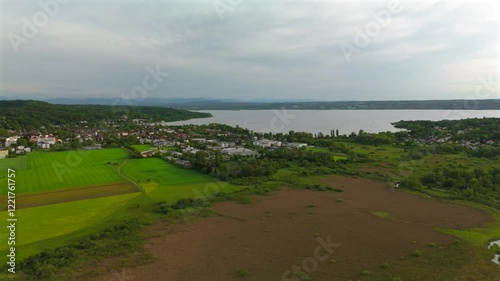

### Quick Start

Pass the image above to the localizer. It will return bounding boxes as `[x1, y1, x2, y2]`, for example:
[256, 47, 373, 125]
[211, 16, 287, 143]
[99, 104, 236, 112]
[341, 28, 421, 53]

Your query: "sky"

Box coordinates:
[0, 0, 499, 102]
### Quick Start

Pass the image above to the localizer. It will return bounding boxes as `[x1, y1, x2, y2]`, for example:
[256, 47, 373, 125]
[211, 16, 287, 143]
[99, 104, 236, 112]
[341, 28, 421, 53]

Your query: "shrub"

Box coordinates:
[362, 270, 372, 276]
[236, 268, 251, 278]
[411, 250, 422, 257]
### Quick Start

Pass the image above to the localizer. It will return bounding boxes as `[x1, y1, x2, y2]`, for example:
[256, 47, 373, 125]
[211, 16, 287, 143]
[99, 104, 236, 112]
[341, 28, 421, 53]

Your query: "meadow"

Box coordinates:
[0, 149, 241, 265]
[0, 149, 129, 194]
[130, 144, 154, 152]
[0, 192, 141, 259]
[2, 143, 500, 280]
[121, 157, 240, 202]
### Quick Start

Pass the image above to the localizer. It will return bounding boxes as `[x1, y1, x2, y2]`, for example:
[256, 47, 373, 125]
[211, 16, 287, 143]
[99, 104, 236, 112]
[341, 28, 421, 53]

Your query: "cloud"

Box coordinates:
[0, 0, 498, 101]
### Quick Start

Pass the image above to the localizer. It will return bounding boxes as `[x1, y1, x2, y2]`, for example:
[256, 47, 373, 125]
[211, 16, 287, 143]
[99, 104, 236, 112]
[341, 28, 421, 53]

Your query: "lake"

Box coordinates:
[162, 110, 500, 135]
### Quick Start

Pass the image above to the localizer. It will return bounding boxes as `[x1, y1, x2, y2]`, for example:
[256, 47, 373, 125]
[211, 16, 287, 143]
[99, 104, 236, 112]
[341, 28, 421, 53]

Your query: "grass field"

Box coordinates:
[121, 157, 240, 202]
[307, 147, 348, 161]
[131, 144, 155, 152]
[122, 158, 211, 186]
[6, 182, 138, 209]
[0, 149, 129, 194]
[0, 192, 141, 258]
[0, 151, 241, 263]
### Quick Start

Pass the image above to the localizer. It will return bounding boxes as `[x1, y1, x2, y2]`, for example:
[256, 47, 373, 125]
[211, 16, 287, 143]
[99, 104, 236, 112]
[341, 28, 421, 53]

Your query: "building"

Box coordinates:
[253, 139, 282, 148]
[5, 136, 20, 147]
[140, 150, 155, 158]
[0, 150, 8, 159]
[222, 147, 258, 156]
[37, 136, 56, 148]
[285, 142, 308, 148]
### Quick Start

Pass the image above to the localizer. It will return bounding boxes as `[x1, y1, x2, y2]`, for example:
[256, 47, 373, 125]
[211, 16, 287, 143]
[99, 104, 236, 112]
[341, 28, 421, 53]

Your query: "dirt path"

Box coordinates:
[117, 159, 144, 193]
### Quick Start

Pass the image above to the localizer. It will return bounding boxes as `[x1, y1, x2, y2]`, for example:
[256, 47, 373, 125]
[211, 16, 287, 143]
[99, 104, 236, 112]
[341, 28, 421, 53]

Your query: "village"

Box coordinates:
[1, 119, 498, 164]
[0, 120, 309, 168]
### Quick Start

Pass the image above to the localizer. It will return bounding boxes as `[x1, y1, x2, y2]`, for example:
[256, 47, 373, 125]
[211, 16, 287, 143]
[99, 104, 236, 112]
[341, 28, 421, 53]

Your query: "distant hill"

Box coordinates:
[32, 97, 500, 110]
[169, 99, 500, 110]
[0, 100, 211, 131]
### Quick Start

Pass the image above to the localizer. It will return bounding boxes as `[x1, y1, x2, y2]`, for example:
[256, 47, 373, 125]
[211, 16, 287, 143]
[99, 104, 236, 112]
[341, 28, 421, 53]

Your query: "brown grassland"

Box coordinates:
[92, 176, 499, 281]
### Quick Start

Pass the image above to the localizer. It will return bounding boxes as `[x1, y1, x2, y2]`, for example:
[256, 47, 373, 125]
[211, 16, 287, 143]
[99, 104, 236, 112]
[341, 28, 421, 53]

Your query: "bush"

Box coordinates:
[304, 184, 343, 192]
[381, 262, 390, 269]
[411, 249, 422, 257]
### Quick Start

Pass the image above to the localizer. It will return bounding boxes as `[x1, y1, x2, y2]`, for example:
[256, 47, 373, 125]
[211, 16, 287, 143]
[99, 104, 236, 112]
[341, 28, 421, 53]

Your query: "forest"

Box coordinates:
[0, 100, 211, 131]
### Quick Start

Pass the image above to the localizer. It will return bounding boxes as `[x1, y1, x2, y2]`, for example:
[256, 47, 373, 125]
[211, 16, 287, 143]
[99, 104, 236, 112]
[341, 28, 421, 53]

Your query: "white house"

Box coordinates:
[253, 139, 282, 148]
[37, 136, 56, 148]
[5, 136, 20, 147]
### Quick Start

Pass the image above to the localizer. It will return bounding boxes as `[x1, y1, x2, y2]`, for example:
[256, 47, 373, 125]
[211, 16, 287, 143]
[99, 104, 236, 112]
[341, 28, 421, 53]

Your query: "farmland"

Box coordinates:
[121, 157, 240, 202]
[0, 192, 141, 259]
[2, 128, 500, 280]
[0, 148, 241, 266]
[130, 144, 154, 152]
[0, 149, 129, 194]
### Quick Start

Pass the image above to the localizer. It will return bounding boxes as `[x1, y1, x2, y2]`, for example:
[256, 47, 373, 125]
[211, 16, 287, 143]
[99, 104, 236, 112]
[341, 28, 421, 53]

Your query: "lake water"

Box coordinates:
[163, 110, 500, 134]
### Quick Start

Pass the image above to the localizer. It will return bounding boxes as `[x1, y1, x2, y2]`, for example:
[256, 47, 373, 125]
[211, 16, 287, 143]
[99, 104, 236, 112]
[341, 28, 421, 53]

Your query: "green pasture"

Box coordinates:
[0, 149, 128, 194]
[121, 158, 211, 186]
[307, 147, 348, 161]
[130, 144, 154, 152]
[0, 192, 141, 259]
[121, 158, 239, 202]
[0, 152, 240, 261]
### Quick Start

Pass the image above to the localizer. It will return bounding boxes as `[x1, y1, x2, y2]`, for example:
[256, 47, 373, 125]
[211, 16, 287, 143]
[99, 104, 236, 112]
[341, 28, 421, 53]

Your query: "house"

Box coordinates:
[39, 143, 51, 149]
[37, 136, 56, 148]
[170, 151, 183, 158]
[222, 147, 258, 156]
[190, 138, 206, 143]
[140, 150, 155, 158]
[219, 142, 236, 148]
[253, 139, 282, 148]
[5, 136, 20, 147]
[0, 150, 8, 159]
[285, 142, 308, 148]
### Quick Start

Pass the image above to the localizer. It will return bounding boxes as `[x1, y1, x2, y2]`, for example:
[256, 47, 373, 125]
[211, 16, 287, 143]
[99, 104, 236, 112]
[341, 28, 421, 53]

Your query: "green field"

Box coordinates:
[0, 150, 240, 262]
[121, 158, 239, 202]
[0, 149, 129, 194]
[122, 158, 210, 186]
[130, 144, 154, 152]
[307, 147, 348, 161]
[0, 193, 140, 257]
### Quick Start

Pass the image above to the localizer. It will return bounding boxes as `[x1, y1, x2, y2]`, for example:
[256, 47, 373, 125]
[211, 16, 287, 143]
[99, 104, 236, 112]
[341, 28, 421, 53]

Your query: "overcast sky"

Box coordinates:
[0, 0, 498, 101]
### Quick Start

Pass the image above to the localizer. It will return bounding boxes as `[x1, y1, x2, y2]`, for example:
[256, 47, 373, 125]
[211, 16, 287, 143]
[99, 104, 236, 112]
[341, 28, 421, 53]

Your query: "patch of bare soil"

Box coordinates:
[96, 176, 488, 281]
